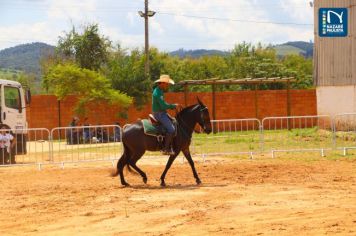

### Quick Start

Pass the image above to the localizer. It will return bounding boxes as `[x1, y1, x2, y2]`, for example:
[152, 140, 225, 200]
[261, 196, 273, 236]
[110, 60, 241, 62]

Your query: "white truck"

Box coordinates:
[0, 79, 31, 154]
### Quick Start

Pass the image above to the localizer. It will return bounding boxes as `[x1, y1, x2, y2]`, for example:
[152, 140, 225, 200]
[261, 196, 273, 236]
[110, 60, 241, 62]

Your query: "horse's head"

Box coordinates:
[194, 97, 212, 134]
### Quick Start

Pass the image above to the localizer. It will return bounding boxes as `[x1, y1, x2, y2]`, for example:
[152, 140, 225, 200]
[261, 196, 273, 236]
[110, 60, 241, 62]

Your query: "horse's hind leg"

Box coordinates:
[129, 161, 147, 184]
[128, 151, 147, 184]
[117, 154, 129, 186]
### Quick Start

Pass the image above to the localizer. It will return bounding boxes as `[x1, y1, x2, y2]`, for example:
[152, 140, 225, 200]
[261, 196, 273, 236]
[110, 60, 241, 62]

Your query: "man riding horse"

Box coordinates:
[112, 84, 212, 186]
[152, 74, 182, 155]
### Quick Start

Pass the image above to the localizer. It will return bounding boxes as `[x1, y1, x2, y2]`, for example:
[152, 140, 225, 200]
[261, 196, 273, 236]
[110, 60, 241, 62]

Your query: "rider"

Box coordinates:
[152, 75, 182, 155]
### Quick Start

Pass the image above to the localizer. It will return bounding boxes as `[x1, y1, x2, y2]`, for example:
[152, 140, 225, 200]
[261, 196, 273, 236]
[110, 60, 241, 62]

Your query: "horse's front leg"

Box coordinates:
[182, 149, 201, 185]
[160, 153, 179, 187]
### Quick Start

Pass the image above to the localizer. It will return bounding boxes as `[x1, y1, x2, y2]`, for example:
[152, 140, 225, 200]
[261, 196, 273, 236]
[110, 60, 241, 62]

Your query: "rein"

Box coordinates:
[176, 114, 193, 139]
[176, 105, 207, 140]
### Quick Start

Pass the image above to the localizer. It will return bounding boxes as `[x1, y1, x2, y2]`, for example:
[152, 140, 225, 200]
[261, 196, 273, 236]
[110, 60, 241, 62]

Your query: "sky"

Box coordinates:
[0, 0, 314, 52]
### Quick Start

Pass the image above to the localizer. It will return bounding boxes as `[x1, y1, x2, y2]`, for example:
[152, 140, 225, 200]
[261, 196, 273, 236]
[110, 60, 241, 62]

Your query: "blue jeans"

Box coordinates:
[153, 112, 175, 134]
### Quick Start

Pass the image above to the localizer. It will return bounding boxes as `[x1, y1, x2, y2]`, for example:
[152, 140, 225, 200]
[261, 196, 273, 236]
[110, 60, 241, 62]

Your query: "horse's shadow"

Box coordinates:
[121, 183, 227, 190]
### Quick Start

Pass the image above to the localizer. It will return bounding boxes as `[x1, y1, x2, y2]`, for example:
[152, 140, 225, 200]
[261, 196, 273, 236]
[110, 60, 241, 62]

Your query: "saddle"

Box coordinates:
[149, 114, 159, 125]
[141, 114, 177, 139]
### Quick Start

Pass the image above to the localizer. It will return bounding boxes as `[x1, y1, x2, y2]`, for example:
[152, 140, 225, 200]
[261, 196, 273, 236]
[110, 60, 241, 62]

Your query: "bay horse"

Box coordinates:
[112, 98, 212, 187]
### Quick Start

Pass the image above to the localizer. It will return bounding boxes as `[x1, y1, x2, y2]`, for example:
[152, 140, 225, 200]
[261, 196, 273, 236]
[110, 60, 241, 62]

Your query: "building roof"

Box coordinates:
[177, 77, 295, 85]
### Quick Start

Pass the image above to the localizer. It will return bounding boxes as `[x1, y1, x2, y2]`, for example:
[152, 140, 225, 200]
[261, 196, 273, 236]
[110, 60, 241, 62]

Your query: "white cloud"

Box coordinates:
[126, 12, 135, 26]
[0, 22, 59, 48]
[100, 24, 143, 49]
[47, 0, 97, 22]
[150, 18, 164, 35]
[281, 0, 313, 22]
[0, 0, 314, 50]
[150, 0, 313, 49]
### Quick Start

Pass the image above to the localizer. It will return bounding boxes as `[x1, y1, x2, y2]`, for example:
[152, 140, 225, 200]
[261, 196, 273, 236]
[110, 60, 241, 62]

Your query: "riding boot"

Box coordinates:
[162, 133, 175, 155]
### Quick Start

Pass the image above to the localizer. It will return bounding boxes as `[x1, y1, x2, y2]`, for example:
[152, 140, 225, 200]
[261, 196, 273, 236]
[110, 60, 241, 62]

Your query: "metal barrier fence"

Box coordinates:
[262, 115, 333, 157]
[333, 113, 356, 155]
[0, 128, 51, 166]
[192, 116, 334, 157]
[3, 114, 356, 168]
[192, 119, 261, 158]
[50, 125, 122, 166]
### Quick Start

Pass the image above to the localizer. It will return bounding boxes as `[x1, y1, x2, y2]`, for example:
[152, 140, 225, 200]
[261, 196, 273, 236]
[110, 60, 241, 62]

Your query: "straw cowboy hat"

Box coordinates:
[154, 74, 175, 85]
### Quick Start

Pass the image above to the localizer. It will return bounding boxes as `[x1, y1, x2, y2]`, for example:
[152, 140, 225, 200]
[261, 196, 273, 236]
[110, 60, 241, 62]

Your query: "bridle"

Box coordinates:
[176, 105, 209, 138]
[198, 106, 209, 131]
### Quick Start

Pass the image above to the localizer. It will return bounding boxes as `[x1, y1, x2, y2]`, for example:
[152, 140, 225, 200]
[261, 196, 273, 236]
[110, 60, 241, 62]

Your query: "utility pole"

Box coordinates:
[139, 0, 155, 78]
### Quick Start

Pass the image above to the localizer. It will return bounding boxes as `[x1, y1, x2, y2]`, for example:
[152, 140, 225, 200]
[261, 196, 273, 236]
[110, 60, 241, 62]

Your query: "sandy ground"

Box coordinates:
[0, 156, 355, 236]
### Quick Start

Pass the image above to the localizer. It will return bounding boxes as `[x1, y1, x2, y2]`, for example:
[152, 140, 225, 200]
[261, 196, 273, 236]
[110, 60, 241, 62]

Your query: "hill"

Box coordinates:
[170, 48, 228, 58]
[274, 41, 313, 58]
[0, 41, 313, 77]
[170, 42, 313, 58]
[0, 42, 55, 75]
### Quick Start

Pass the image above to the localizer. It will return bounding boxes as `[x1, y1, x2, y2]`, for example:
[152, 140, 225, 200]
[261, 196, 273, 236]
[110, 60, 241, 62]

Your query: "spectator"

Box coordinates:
[114, 122, 122, 142]
[0, 126, 16, 164]
[67, 117, 80, 144]
[82, 117, 91, 143]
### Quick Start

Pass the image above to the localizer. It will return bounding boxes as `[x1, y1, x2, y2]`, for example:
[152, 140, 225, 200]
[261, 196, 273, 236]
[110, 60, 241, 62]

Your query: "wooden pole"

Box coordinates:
[212, 83, 217, 133]
[254, 84, 258, 119]
[144, 0, 149, 77]
[57, 99, 61, 138]
[287, 80, 291, 117]
[184, 84, 188, 106]
[287, 80, 291, 130]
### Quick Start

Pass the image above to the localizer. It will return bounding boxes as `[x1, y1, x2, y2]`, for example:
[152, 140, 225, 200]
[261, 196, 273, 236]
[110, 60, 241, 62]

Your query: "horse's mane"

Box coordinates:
[177, 104, 200, 117]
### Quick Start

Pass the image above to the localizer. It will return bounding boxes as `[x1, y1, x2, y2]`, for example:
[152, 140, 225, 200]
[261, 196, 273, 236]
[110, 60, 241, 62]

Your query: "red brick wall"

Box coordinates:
[26, 89, 316, 129]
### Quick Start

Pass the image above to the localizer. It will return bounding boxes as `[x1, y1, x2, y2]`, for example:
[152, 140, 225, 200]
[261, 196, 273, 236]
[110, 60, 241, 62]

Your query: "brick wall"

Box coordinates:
[26, 89, 316, 129]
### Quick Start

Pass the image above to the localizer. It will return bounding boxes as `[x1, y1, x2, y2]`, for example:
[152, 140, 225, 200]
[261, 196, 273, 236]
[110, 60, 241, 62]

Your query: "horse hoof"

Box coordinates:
[160, 181, 166, 187]
[196, 179, 202, 185]
[122, 183, 130, 187]
[143, 177, 148, 184]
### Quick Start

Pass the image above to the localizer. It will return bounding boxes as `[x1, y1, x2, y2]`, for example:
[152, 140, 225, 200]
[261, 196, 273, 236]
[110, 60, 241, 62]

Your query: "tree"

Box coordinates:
[43, 63, 132, 115]
[106, 46, 151, 108]
[282, 55, 313, 89]
[57, 24, 111, 71]
[16, 72, 39, 94]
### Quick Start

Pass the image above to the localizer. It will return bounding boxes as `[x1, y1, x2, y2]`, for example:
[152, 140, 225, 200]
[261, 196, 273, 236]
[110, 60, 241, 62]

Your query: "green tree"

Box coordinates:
[57, 24, 111, 71]
[281, 55, 313, 89]
[106, 46, 151, 108]
[43, 63, 132, 115]
[16, 72, 39, 94]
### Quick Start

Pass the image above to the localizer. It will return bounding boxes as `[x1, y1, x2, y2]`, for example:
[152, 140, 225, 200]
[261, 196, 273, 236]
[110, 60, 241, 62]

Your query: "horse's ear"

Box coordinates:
[197, 97, 204, 106]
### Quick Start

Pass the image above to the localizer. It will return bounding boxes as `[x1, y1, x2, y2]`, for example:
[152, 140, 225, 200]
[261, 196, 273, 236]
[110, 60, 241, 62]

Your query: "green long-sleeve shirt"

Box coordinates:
[152, 86, 176, 112]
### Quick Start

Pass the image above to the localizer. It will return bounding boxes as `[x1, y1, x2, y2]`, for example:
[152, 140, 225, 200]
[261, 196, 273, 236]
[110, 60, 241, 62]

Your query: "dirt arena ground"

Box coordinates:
[0, 156, 355, 235]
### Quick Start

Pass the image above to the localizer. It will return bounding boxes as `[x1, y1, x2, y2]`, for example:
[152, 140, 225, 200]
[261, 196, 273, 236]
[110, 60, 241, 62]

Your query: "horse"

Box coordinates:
[112, 98, 212, 187]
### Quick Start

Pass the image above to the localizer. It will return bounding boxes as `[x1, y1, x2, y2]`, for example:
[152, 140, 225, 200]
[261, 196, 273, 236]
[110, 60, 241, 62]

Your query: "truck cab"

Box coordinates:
[0, 79, 30, 154]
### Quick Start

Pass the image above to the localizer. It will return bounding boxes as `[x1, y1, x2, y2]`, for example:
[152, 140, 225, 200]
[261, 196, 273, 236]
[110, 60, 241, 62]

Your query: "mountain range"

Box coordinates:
[0, 41, 313, 76]
[0, 42, 54, 75]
